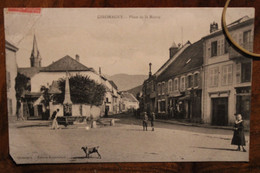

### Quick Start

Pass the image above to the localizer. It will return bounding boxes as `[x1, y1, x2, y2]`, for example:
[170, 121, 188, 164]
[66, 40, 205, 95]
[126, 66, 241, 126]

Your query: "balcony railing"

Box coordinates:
[229, 42, 253, 60]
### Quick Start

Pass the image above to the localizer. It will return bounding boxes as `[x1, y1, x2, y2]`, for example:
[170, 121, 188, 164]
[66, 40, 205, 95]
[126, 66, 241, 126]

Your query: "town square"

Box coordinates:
[9, 113, 249, 163]
[4, 8, 254, 163]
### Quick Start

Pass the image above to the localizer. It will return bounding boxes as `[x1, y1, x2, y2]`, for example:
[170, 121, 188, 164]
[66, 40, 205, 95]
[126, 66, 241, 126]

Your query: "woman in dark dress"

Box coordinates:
[231, 114, 246, 152]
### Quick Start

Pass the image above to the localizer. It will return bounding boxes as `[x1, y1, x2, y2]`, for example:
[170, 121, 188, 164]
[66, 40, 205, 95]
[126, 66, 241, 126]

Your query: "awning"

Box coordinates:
[168, 91, 182, 98]
[178, 95, 191, 100]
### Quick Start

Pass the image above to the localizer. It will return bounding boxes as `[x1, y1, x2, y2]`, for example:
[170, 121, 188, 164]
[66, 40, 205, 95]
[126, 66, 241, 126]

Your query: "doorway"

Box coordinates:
[211, 97, 228, 126]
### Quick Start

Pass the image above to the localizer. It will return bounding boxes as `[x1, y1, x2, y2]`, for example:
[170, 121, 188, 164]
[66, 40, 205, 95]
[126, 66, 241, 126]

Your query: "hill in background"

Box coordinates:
[108, 73, 147, 91]
[126, 85, 143, 98]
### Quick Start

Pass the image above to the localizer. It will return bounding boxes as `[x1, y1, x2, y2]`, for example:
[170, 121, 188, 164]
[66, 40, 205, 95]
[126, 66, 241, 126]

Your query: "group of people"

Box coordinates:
[142, 112, 155, 131]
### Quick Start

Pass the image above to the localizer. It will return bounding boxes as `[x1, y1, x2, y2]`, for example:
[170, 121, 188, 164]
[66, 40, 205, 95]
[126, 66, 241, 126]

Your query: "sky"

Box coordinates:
[4, 8, 254, 76]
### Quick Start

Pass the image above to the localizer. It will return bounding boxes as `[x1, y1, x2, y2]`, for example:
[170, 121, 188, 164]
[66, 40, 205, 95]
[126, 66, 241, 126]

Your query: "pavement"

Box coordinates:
[8, 116, 249, 164]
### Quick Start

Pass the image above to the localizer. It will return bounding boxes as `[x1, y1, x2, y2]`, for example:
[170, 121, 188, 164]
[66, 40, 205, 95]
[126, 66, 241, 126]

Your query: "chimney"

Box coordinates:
[99, 67, 101, 75]
[149, 63, 152, 77]
[75, 54, 80, 62]
[169, 41, 178, 59]
[210, 22, 218, 33]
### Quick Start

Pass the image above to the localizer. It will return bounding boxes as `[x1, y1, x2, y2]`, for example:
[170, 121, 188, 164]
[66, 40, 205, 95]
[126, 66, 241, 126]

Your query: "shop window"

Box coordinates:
[158, 100, 166, 112]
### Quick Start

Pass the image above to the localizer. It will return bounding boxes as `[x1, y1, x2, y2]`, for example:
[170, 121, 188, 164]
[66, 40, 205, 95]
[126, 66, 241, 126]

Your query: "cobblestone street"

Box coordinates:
[9, 114, 249, 164]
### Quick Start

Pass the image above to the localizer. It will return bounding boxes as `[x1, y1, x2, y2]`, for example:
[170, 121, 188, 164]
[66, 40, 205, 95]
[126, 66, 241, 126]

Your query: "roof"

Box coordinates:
[18, 67, 42, 78]
[40, 55, 92, 72]
[121, 92, 139, 103]
[157, 39, 203, 82]
[155, 41, 191, 77]
[203, 16, 254, 40]
[5, 40, 18, 52]
[108, 80, 118, 90]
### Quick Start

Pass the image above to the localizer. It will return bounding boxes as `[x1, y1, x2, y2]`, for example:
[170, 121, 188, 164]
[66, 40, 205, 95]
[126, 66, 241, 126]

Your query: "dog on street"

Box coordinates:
[81, 146, 101, 159]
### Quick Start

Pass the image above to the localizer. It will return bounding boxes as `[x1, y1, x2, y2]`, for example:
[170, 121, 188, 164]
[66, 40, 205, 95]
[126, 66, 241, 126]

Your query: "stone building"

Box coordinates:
[5, 40, 19, 117]
[202, 16, 253, 126]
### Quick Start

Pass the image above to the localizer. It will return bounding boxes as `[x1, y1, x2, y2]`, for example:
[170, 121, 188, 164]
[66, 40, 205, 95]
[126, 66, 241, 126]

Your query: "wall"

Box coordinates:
[5, 48, 17, 116]
[50, 102, 101, 119]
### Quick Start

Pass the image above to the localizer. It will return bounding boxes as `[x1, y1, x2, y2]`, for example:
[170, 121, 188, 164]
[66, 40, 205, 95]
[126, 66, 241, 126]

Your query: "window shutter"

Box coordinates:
[236, 63, 241, 84]
[185, 76, 187, 89]
[177, 78, 179, 91]
[207, 42, 211, 58]
[214, 68, 219, 86]
[217, 40, 220, 56]
[239, 32, 243, 45]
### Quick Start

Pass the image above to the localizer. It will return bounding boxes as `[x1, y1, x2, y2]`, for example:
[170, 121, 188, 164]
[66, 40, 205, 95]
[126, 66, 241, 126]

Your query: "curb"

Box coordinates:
[155, 119, 240, 131]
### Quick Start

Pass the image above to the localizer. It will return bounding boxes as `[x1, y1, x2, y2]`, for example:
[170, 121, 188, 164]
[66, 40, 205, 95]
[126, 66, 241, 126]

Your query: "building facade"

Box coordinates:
[19, 35, 121, 119]
[156, 40, 204, 122]
[5, 41, 19, 117]
[202, 16, 253, 126]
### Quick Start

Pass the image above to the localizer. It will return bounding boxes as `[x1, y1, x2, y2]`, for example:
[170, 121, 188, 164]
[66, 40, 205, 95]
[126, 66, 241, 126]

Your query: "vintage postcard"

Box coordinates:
[4, 8, 254, 163]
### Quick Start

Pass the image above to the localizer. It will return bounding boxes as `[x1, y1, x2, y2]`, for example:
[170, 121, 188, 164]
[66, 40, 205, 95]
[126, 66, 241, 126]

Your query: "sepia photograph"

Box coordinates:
[4, 8, 254, 163]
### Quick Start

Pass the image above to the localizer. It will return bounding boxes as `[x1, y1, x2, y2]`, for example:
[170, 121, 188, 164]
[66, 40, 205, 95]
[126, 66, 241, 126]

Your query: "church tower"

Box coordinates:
[30, 35, 42, 67]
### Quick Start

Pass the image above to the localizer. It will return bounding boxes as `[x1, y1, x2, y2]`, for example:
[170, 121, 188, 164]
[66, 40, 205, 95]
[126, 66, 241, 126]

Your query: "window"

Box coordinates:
[168, 80, 172, 93]
[211, 41, 218, 57]
[243, 30, 251, 44]
[157, 83, 161, 95]
[162, 82, 165, 95]
[194, 73, 199, 87]
[224, 39, 229, 54]
[222, 64, 233, 86]
[209, 67, 219, 87]
[220, 39, 224, 55]
[106, 97, 109, 103]
[174, 78, 179, 91]
[180, 76, 186, 91]
[158, 100, 166, 112]
[241, 62, 251, 83]
[187, 75, 193, 88]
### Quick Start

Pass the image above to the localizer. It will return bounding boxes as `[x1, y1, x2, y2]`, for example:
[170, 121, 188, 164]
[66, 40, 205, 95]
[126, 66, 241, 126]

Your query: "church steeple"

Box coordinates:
[30, 35, 42, 67]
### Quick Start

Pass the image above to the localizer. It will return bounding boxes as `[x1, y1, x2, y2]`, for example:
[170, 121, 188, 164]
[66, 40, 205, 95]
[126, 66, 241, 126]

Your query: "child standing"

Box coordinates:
[143, 112, 148, 131]
[151, 112, 155, 131]
[231, 114, 246, 152]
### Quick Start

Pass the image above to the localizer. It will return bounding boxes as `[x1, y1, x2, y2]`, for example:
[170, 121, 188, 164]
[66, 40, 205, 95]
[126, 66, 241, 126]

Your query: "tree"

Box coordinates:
[15, 73, 30, 117]
[54, 74, 106, 106]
